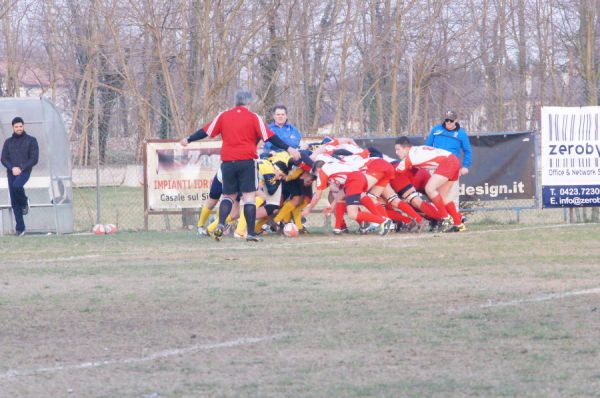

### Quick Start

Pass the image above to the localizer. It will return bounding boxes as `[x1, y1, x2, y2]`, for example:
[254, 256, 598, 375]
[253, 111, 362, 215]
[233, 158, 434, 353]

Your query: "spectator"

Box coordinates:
[261, 105, 302, 158]
[1, 117, 39, 236]
[426, 110, 472, 207]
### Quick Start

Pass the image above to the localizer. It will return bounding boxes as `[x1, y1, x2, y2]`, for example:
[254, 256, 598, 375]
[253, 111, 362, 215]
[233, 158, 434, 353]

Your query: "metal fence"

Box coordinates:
[71, 130, 583, 233]
[70, 177, 573, 234]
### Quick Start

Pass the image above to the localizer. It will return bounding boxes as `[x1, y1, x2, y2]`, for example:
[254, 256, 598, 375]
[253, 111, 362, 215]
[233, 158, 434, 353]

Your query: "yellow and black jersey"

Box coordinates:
[267, 152, 293, 175]
[257, 159, 281, 195]
[267, 151, 306, 182]
[267, 151, 291, 165]
[285, 167, 304, 182]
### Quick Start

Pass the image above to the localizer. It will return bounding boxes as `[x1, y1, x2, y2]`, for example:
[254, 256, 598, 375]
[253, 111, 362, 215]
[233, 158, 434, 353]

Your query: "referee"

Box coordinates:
[180, 90, 300, 242]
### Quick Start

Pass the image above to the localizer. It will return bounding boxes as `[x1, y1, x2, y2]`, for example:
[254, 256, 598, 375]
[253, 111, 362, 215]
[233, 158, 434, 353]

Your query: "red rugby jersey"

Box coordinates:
[203, 106, 274, 161]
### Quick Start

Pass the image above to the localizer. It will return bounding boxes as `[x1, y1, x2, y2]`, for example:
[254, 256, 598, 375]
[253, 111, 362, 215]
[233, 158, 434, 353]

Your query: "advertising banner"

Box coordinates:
[541, 107, 600, 208]
[145, 140, 221, 211]
[144, 133, 537, 212]
[355, 132, 536, 202]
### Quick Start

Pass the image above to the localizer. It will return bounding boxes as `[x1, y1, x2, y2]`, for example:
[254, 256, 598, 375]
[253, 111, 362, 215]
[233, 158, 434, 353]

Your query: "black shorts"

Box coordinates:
[221, 160, 258, 195]
[302, 183, 313, 199]
[208, 173, 223, 200]
[282, 179, 303, 199]
[345, 193, 362, 206]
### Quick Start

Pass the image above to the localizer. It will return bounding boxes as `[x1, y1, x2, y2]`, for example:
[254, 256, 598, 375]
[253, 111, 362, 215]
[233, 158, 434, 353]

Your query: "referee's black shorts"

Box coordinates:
[221, 159, 258, 195]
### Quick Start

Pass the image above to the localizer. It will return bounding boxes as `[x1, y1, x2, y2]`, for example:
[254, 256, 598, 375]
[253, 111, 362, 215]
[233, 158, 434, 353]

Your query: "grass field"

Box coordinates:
[71, 186, 575, 233]
[2, 224, 600, 397]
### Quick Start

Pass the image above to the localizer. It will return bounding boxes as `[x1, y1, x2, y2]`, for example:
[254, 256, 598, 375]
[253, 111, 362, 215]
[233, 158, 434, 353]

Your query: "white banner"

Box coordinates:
[145, 141, 221, 211]
[540, 106, 600, 207]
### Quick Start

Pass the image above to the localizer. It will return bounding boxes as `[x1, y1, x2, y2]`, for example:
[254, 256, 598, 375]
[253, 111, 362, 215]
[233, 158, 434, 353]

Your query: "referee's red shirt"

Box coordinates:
[202, 106, 274, 161]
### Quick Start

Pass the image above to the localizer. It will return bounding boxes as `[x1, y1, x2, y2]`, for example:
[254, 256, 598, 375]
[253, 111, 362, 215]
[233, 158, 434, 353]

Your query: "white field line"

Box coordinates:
[0, 334, 285, 380]
[450, 287, 600, 314]
[5, 254, 103, 264]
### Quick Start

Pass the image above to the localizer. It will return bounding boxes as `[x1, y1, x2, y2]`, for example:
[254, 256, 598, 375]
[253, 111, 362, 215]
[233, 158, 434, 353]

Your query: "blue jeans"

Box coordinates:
[7, 171, 30, 233]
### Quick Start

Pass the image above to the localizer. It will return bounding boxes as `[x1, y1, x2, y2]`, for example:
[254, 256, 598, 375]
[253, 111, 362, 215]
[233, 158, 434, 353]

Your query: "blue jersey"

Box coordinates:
[425, 123, 472, 168]
[262, 122, 302, 156]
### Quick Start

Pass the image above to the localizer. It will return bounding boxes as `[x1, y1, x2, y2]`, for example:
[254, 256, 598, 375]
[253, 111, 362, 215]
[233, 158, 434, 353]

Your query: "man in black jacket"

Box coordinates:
[1, 117, 39, 236]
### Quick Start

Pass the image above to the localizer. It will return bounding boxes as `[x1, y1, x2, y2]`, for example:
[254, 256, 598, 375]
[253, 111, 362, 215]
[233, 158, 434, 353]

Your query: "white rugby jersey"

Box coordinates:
[320, 141, 370, 158]
[396, 145, 451, 172]
[316, 161, 360, 190]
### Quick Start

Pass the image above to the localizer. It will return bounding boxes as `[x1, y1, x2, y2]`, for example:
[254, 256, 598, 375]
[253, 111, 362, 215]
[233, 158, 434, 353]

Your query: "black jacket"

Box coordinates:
[1, 132, 39, 174]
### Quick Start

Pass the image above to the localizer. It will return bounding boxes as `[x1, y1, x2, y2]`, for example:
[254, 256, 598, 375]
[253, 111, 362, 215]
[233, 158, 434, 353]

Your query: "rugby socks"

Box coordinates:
[292, 203, 307, 229]
[355, 210, 385, 224]
[208, 213, 234, 233]
[360, 196, 386, 218]
[419, 201, 442, 220]
[197, 205, 213, 227]
[235, 215, 247, 236]
[254, 219, 268, 233]
[218, 197, 233, 225]
[368, 194, 389, 219]
[386, 207, 412, 224]
[430, 194, 449, 219]
[207, 208, 220, 232]
[207, 211, 219, 233]
[236, 197, 264, 236]
[334, 201, 347, 229]
[378, 203, 388, 218]
[395, 201, 423, 222]
[445, 201, 463, 225]
[244, 203, 257, 236]
[273, 200, 295, 224]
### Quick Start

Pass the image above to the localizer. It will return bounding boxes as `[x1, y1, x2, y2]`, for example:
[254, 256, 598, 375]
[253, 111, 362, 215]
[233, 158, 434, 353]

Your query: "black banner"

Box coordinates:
[355, 132, 536, 201]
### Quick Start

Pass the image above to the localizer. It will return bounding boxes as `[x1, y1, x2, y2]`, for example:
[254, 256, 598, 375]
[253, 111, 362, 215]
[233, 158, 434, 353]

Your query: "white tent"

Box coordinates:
[0, 98, 73, 235]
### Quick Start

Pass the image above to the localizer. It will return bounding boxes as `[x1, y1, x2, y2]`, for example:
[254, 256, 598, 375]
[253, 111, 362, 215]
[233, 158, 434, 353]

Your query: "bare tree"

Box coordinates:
[0, 0, 594, 177]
